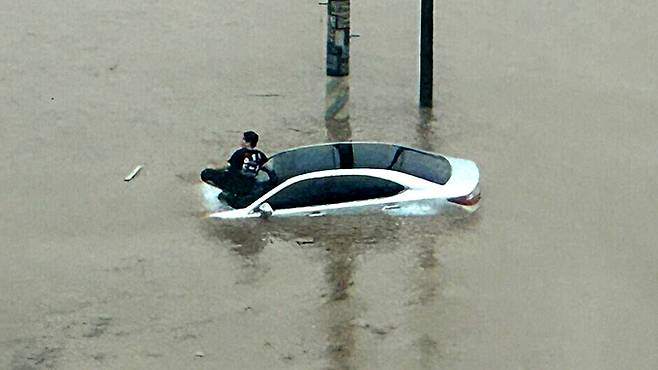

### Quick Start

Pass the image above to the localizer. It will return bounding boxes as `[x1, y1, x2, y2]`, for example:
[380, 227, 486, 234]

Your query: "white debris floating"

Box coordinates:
[124, 165, 143, 182]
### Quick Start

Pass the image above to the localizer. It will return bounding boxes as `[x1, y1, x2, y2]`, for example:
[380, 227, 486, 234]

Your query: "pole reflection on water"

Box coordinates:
[316, 217, 403, 370]
[416, 107, 437, 152]
[325, 76, 352, 142]
[411, 108, 483, 366]
[204, 216, 404, 367]
[411, 227, 442, 369]
[203, 221, 270, 285]
[414, 108, 442, 368]
[324, 235, 356, 369]
[323, 87, 357, 368]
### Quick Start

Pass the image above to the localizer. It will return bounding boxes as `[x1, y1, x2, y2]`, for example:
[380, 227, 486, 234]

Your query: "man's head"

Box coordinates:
[242, 131, 259, 148]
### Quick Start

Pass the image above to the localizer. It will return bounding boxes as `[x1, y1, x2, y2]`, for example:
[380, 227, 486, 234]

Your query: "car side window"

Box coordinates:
[267, 178, 332, 210]
[328, 176, 404, 203]
[266, 175, 404, 210]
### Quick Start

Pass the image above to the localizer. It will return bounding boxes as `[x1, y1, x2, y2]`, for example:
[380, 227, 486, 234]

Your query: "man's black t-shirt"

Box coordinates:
[227, 148, 267, 175]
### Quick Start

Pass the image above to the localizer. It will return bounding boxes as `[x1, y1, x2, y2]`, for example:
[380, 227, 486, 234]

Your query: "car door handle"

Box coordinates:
[382, 204, 400, 211]
[308, 211, 326, 217]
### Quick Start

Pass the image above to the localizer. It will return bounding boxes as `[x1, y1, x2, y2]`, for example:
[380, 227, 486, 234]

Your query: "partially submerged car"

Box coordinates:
[205, 142, 481, 219]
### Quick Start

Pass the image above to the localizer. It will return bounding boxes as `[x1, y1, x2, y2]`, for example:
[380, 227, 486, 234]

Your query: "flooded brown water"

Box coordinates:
[1, 1, 657, 369]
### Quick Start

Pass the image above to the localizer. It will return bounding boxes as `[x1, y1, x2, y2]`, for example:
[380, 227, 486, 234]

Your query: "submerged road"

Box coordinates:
[1, 1, 657, 369]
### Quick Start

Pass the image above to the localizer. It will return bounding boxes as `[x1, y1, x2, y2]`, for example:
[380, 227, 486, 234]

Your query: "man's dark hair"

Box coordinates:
[243, 131, 259, 147]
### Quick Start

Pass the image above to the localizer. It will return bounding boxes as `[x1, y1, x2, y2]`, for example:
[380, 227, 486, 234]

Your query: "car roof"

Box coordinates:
[263, 142, 452, 185]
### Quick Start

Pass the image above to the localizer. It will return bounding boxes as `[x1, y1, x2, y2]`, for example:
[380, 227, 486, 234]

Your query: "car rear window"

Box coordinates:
[390, 149, 451, 185]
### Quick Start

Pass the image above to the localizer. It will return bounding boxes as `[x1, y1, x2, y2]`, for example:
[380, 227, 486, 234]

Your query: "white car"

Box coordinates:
[204, 142, 480, 219]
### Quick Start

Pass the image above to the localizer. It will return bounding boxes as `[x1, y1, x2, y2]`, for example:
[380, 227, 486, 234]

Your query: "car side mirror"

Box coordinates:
[257, 203, 273, 218]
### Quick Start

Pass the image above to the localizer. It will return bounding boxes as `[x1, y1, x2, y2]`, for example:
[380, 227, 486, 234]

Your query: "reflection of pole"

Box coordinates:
[413, 107, 440, 367]
[324, 238, 355, 370]
[420, 0, 433, 107]
[416, 107, 436, 151]
[324, 17, 355, 366]
[327, 0, 350, 76]
[415, 233, 441, 369]
[325, 76, 351, 141]
[206, 223, 269, 285]
[415, 112, 440, 368]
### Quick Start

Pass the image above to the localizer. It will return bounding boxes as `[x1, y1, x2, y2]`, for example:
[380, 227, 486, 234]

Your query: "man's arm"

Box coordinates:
[259, 151, 268, 165]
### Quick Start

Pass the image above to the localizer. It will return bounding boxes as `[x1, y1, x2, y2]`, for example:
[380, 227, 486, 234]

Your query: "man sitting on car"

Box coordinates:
[201, 131, 269, 202]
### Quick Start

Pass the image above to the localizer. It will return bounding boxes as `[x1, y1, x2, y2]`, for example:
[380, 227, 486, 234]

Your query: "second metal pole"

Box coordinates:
[420, 0, 433, 107]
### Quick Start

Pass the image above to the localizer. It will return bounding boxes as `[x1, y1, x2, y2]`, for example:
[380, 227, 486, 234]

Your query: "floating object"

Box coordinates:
[124, 165, 143, 182]
[194, 351, 205, 358]
[295, 238, 315, 246]
[247, 93, 283, 97]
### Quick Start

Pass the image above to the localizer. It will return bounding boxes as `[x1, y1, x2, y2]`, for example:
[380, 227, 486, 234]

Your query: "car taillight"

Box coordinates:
[448, 183, 481, 206]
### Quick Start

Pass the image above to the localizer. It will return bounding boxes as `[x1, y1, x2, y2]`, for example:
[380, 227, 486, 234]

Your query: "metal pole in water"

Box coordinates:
[326, 0, 350, 77]
[419, 0, 433, 107]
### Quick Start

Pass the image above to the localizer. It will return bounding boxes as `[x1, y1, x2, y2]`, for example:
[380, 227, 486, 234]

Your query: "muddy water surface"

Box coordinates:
[1, 0, 657, 369]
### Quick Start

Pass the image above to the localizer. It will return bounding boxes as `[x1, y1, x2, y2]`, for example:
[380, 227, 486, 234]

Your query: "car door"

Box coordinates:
[258, 175, 407, 217]
[260, 177, 334, 217]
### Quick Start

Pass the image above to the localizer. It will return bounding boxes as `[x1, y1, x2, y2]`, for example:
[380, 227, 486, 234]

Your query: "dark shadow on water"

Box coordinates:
[417, 334, 440, 370]
[201, 216, 409, 252]
[415, 107, 476, 367]
[326, 118, 352, 143]
[324, 235, 356, 370]
[201, 215, 404, 280]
